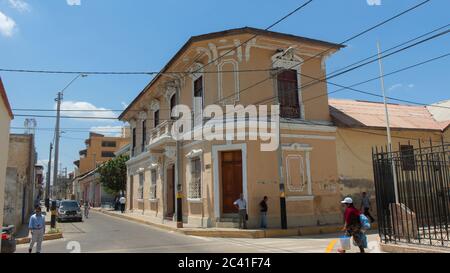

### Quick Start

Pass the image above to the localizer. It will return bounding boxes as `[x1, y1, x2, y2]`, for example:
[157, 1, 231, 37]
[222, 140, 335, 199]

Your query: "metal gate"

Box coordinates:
[372, 140, 450, 248]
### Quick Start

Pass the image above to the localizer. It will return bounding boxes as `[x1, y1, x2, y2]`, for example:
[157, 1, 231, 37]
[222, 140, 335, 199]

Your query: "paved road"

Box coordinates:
[16, 211, 381, 253]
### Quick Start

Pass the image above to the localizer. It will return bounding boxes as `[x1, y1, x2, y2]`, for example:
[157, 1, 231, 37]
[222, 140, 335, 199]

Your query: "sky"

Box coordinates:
[0, 0, 449, 182]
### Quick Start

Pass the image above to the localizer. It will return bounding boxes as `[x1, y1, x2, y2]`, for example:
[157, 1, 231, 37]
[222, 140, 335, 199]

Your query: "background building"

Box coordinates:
[3, 134, 37, 229]
[72, 132, 129, 206]
[0, 78, 13, 249]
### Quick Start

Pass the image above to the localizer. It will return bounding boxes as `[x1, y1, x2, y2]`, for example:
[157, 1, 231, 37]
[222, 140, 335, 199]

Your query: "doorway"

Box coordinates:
[221, 150, 243, 214]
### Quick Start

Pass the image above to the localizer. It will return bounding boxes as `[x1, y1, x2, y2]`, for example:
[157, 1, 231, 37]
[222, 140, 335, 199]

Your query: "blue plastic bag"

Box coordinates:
[360, 214, 371, 231]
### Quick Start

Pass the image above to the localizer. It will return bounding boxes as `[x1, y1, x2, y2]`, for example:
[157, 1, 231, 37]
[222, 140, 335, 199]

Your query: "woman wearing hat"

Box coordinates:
[339, 197, 365, 253]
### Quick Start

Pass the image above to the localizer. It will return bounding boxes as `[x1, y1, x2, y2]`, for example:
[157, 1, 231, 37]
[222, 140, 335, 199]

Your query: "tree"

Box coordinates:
[97, 155, 129, 195]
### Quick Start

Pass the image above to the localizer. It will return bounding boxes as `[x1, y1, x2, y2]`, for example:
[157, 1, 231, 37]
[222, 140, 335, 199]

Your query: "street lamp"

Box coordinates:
[52, 74, 88, 200]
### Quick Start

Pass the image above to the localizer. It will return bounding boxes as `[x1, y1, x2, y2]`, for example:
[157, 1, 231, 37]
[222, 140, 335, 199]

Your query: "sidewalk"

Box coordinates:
[94, 208, 366, 239]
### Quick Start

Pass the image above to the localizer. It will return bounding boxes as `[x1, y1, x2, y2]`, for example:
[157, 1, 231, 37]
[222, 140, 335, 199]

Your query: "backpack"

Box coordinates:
[360, 214, 371, 231]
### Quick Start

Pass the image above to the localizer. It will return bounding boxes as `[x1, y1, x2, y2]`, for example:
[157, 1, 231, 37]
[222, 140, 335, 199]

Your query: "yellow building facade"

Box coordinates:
[120, 27, 345, 228]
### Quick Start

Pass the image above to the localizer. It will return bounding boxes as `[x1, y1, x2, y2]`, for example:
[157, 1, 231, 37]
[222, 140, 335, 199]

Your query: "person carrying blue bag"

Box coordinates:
[338, 197, 366, 253]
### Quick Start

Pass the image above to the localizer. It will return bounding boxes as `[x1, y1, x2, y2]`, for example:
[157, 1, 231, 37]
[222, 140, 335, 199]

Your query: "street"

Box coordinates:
[16, 211, 380, 253]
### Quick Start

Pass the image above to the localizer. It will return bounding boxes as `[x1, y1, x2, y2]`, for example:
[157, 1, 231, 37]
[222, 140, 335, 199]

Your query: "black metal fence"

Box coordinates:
[372, 140, 450, 248]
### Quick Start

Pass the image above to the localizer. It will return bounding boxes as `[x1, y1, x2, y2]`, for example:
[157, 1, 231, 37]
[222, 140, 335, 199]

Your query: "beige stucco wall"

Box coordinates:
[336, 127, 445, 211]
[0, 102, 11, 240]
[5, 134, 35, 228]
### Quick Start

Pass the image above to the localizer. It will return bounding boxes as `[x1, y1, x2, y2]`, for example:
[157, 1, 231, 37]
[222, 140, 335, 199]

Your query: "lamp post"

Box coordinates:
[53, 74, 87, 203]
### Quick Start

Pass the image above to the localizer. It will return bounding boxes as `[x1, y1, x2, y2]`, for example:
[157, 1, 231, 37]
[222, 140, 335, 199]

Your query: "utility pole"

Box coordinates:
[275, 81, 287, 229]
[175, 84, 183, 228]
[52, 74, 87, 203]
[377, 41, 399, 204]
[53, 91, 62, 201]
[45, 142, 53, 212]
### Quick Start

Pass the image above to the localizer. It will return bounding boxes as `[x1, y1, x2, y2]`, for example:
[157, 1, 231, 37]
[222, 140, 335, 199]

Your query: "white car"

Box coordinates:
[57, 200, 82, 222]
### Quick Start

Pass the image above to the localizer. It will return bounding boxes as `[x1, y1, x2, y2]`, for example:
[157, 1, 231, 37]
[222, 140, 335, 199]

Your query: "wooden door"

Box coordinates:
[221, 151, 243, 214]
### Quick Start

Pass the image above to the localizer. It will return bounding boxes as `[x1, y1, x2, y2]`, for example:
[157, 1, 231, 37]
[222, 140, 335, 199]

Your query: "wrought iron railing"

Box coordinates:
[372, 140, 450, 248]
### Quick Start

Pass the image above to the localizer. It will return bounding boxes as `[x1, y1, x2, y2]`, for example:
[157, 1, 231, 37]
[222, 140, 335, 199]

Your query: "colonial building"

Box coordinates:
[0, 78, 13, 246]
[330, 98, 450, 211]
[119, 27, 345, 228]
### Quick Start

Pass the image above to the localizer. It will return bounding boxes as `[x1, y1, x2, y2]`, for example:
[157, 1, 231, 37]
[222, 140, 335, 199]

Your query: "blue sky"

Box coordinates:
[0, 0, 449, 179]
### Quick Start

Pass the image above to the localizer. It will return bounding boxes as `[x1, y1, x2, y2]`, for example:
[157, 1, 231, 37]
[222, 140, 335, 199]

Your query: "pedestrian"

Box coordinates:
[360, 192, 375, 223]
[233, 194, 247, 229]
[114, 196, 120, 211]
[259, 196, 268, 229]
[84, 201, 90, 219]
[28, 205, 45, 253]
[119, 195, 126, 213]
[338, 197, 365, 253]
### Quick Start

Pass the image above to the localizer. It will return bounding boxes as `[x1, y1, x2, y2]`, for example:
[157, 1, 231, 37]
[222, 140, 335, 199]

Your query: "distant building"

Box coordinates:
[4, 134, 37, 228]
[72, 132, 129, 207]
[0, 78, 13, 248]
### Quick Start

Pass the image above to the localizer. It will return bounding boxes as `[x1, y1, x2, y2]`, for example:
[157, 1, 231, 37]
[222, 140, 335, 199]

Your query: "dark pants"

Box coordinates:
[238, 209, 247, 229]
[120, 203, 125, 213]
[364, 208, 375, 223]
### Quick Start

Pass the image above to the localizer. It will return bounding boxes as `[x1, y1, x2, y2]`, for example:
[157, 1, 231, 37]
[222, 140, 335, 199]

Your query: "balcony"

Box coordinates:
[147, 120, 175, 150]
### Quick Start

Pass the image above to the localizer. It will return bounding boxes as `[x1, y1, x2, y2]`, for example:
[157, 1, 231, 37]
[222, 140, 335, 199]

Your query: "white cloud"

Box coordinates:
[388, 83, 403, 92]
[90, 126, 124, 137]
[58, 101, 117, 122]
[367, 0, 381, 6]
[8, 0, 31, 13]
[0, 11, 16, 37]
[388, 83, 415, 92]
[66, 0, 81, 6]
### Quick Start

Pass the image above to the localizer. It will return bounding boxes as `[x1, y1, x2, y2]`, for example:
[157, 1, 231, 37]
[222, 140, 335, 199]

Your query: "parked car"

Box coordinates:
[57, 200, 82, 222]
[1, 225, 16, 253]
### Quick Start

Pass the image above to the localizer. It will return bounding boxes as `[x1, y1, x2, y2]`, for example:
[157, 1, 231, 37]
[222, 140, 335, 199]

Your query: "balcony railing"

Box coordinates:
[147, 120, 175, 149]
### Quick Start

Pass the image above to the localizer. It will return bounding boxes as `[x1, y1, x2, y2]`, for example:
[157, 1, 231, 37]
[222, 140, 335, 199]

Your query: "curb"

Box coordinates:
[96, 209, 372, 239]
[16, 233, 64, 245]
[380, 243, 450, 253]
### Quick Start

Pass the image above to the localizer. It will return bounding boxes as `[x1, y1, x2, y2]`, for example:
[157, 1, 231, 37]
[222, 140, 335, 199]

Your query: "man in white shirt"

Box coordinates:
[119, 195, 126, 213]
[233, 194, 247, 229]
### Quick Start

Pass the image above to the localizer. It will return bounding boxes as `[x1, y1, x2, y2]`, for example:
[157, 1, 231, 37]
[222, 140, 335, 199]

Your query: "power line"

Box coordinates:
[225, 50, 450, 113]
[0, 1, 314, 78]
[212, 0, 433, 106]
[12, 35, 450, 115]
[327, 23, 450, 77]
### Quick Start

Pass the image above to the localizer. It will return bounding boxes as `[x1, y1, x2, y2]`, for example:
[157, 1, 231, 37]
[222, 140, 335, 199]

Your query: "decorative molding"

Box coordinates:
[196, 47, 212, 63]
[189, 62, 204, 80]
[186, 149, 203, 159]
[164, 146, 176, 161]
[282, 143, 313, 151]
[234, 39, 243, 62]
[217, 59, 240, 105]
[150, 99, 160, 112]
[272, 47, 303, 70]
[280, 122, 337, 132]
[208, 43, 219, 65]
[286, 154, 306, 192]
[244, 38, 256, 62]
[164, 85, 177, 104]
[281, 134, 336, 141]
[286, 196, 314, 202]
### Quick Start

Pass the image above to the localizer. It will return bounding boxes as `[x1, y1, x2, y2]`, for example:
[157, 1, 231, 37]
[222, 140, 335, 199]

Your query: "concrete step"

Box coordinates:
[216, 218, 240, 228]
